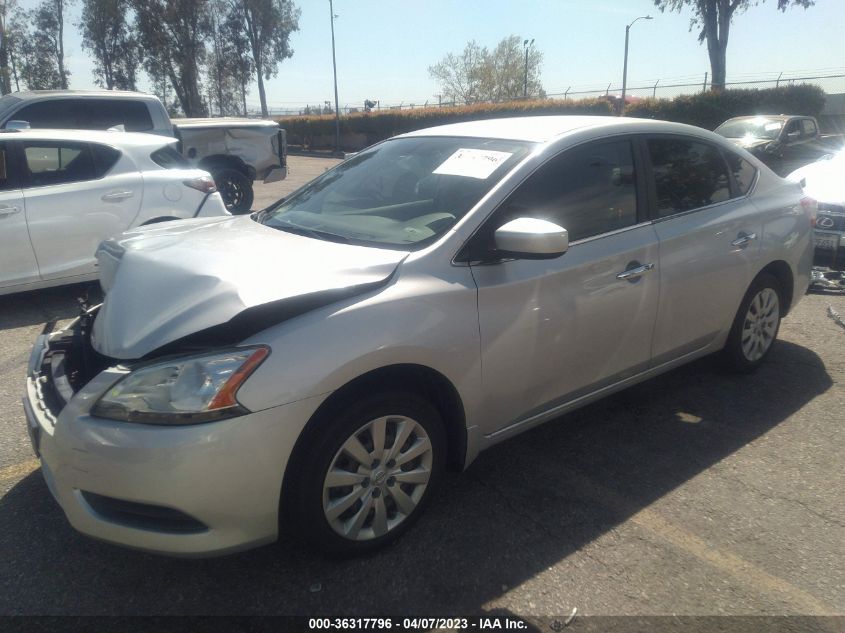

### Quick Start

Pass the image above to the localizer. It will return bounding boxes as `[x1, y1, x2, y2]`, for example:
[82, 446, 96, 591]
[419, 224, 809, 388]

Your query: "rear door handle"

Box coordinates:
[616, 262, 655, 281]
[101, 190, 134, 202]
[731, 232, 757, 248]
[0, 205, 21, 217]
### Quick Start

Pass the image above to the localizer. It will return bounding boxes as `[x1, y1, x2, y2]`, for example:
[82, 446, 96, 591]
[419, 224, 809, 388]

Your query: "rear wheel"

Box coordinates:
[722, 273, 783, 372]
[288, 390, 446, 556]
[212, 168, 254, 214]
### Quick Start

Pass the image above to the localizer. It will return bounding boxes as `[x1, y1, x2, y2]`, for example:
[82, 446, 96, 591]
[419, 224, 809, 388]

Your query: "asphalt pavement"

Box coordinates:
[0, 156, 842, 620]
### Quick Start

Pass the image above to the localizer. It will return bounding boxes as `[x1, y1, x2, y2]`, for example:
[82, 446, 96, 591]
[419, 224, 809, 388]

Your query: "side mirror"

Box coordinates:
[494, 217, 569, 259]
[5, 120, 30, 130]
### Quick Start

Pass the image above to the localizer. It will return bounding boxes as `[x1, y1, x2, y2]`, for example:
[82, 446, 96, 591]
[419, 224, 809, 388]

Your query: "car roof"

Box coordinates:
[721, 115, 803, 123]
[0, 128, 177, 148]
[395, 115, 698, 143]
[6, 90, 159, 101]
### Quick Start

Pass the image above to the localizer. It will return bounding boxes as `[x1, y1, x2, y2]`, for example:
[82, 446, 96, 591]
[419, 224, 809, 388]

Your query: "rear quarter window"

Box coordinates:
[91, 143, 122, 177]
[150, 146, 189, 169]
[723, 150, 757, 197]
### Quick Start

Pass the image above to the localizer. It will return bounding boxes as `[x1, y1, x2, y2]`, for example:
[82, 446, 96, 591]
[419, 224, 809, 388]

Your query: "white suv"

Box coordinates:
[0, 128, 229, 295]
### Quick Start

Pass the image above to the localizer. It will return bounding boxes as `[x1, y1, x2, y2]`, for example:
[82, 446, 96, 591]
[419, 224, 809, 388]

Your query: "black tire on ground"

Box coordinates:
[213, 168, 254, 214]
[722, 273, 784, 373]
[287, 389, 446, 556]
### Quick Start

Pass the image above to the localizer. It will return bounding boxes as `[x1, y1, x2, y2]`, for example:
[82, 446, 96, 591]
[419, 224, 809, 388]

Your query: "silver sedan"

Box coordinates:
[24, 116, 813, 556]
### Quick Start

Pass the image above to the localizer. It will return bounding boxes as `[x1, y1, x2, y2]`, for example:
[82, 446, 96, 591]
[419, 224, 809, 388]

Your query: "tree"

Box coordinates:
[16, 0, 71, 89]
[229, 0, 300, 117]
[208, 0, 253, 115]
[132, 0, 210, 116]
[428, 35, 543, 104]
[0, 0, 17, 94]
[653, 0, 814, 92]
[79, 0, 140, 90]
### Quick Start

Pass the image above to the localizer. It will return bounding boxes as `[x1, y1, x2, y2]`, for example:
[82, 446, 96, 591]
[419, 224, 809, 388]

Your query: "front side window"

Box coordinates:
[15, 100, 78, 128]
[647, 138, 731, 217]
[258, 136, 533, 249]
[23, 142, 97, 187]
[488, 139, 639, 244]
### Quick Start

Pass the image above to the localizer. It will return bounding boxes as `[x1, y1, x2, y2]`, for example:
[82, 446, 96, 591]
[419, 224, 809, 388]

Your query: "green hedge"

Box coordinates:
[624, 84, 827, 130]
[277, 84, 827, 150]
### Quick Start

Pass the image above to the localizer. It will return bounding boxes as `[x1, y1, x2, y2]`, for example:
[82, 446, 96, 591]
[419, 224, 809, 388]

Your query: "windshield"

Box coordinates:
[258, 136, 534, 249]
[715, 117, 783, 141]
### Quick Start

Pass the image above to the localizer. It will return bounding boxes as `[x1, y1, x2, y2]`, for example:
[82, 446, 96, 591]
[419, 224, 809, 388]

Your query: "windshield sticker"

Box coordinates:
[433, 148, 514, 179]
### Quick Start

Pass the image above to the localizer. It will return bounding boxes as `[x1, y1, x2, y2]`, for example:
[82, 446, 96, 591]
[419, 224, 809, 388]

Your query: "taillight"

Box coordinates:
[183, 175, 217, 194]
[800, 196, 818, 227]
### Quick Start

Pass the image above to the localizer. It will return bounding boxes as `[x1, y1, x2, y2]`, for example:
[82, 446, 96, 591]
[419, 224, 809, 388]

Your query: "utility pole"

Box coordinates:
[523, 38, 534, 99]
[329, 0, 341, 154]
[621, 15, 652, 116]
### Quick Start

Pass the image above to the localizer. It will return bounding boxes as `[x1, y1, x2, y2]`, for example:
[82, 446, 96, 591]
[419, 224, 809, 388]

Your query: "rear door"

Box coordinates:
[21, 140, 142, 280]
[0, 140, 39, 289]
[646, 135, 764, 365]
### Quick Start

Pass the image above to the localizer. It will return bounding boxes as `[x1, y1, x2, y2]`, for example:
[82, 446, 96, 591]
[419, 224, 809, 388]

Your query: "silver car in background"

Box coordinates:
[24, 116, 813, 556]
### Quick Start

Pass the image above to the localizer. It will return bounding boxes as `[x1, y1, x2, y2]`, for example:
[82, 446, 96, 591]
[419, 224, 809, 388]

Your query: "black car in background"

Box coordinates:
[715, 115, 844, 176]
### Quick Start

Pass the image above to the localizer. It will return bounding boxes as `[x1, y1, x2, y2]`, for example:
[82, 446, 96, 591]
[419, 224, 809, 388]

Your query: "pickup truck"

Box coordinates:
[715, 115, 844, 177]
[0, 90, 287, 212]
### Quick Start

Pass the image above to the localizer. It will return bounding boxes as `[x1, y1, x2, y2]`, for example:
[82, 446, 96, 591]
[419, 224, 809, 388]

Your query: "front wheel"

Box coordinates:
[288, 390, 446, 556]
[722, 273, 783, 372]
[212, 168, 254, 214]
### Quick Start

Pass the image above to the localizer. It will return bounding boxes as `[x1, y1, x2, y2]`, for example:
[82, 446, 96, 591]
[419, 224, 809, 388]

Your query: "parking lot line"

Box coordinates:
[0, 458, 40, 486]
[564, 468, 835, 614]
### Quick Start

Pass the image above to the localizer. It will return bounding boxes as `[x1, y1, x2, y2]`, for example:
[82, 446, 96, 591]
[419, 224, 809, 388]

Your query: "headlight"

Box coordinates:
[91, 346, 269, 424]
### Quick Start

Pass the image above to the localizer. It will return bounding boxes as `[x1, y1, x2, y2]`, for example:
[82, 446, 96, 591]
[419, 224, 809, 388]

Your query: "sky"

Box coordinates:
[16, 0, 845, 114]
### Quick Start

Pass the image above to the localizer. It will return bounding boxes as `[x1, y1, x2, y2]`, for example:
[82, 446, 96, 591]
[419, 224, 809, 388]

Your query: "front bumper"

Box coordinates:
[23, 326, 321, 557]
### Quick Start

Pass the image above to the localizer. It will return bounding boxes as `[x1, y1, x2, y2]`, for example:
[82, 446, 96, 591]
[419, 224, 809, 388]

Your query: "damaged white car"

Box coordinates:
[24, 116, 813, 556]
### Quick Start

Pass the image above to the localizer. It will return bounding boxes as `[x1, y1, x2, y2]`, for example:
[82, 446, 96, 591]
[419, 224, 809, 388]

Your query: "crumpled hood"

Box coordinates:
[92, 216, 407, 359]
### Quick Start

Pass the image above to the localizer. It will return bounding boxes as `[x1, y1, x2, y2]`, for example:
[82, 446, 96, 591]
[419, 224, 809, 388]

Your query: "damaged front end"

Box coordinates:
[811, 267, 845, 293]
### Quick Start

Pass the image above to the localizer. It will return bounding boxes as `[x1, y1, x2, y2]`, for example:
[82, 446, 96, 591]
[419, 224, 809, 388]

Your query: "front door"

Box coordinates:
[466, 138, 660, 436]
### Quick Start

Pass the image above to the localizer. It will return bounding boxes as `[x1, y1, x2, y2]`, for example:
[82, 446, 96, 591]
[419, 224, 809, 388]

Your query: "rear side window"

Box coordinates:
[22, 142, 98, 187]
[647, 138, 731, 217]
[77, 99, 154, 132]
[801, 119, 817, 137]
[150, 145, 189, 169]
[14, 100, 78, 128]
[723, 150, 757, 197]
[90, 143, 122, 177]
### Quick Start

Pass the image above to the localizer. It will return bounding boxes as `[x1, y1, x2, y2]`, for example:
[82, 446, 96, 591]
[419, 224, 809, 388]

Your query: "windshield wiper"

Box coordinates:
[271, 222, 351, 244]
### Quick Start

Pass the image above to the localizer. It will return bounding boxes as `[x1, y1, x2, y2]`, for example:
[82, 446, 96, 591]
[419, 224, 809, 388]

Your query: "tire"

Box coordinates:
[212, 168, 254, 214]
[287, 390, 446, 556]
[722, 273, 783, 373]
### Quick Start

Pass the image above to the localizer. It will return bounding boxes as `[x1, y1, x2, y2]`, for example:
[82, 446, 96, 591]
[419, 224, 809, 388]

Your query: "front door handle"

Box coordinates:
[0, 205, 21, 218]
[101, 190, 134, 202]
[616, 262, 655, 282]
[731, 232, 757, 248]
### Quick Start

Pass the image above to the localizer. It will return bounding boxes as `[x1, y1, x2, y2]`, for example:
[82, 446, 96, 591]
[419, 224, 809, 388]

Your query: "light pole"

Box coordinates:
[329, 0, 341, 153]
[523, 38, 534, 99]
[621, 15, 652, 116]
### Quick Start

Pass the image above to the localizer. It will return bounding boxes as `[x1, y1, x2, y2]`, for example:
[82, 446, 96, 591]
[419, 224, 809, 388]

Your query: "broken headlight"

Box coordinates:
[91, 346, 269, 424]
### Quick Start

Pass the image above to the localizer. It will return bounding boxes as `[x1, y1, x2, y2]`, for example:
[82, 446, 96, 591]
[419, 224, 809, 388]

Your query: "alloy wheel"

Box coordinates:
[741, 287, 779, 362]
[322, 415, 433, 541]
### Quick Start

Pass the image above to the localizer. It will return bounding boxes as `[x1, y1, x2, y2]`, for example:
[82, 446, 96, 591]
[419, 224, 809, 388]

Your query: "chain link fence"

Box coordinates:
[255, 69, 845, 118]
